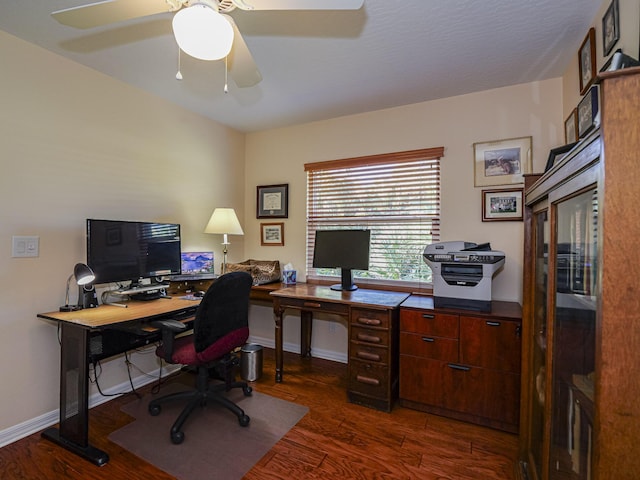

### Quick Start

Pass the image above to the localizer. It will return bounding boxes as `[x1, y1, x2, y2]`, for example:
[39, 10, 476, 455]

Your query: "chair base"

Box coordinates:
[149, 358, 252, 444]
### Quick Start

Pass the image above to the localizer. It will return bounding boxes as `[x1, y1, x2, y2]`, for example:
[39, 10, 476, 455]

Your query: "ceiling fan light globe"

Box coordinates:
[172, 4, 234, 61]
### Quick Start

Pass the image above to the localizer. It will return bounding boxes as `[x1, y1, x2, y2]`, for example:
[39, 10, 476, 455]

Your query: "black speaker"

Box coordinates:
[82, 285, 99, 309]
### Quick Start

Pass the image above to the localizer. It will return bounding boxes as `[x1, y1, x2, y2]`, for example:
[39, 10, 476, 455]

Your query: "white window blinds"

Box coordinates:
[305, 147, 443, 288]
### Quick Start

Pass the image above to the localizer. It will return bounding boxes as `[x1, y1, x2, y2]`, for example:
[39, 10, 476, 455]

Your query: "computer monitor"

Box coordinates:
[312, 229, 370, 291]
[86, 219, 181, 286]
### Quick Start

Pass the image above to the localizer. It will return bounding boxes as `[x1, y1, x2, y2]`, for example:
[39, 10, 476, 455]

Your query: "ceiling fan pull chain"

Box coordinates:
[224, 56, 229, 93]
[176, 48, 183, 80]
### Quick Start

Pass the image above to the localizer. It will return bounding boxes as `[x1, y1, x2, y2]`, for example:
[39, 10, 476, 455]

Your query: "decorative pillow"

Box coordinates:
[246, 259, 281, 285]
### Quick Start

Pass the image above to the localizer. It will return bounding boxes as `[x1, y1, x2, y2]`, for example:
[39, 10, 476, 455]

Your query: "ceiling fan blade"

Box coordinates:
[231, 0, 364, 11]
[224, 15, 262, 88]
[52, 0, 182, 29]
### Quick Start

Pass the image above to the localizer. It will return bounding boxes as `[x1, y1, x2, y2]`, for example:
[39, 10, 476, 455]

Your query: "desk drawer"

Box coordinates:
[400, 332, 458, 362]
[279, 298, 349, 315]
[350, 342, 388, 364]
[351, 308, 390, 329]
[351, 325, 390, 346]
[400, 309, 459, 338]
[349, 359, 389, 398]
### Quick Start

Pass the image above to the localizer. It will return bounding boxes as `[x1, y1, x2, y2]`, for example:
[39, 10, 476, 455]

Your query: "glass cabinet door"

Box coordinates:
[528, 208, 549, 479]
[550, 188, 598, 479]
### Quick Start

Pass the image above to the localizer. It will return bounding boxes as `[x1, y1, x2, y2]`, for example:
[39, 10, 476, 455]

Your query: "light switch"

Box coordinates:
[12, 235, 39, 258]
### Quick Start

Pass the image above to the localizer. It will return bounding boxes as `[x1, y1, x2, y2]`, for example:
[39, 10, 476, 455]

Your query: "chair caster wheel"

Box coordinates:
[243, 385, 253, 396]
[171, 431, 185, 444]
[238, 414, 250, 427]
[149, 404, 161, 416]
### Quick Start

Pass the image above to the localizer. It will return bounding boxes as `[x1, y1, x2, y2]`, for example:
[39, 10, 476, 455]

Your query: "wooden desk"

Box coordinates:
[270, 284, 409, 411]
[37, 297, 201, 466]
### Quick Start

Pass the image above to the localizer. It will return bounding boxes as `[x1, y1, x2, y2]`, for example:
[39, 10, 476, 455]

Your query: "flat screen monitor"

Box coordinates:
[86, 219, 181, 286]
[312, 229, 370, 291]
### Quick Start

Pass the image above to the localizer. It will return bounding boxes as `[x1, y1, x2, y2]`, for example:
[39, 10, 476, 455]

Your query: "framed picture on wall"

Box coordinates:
[579, 28, 597, 95]
[602, 0, 620, 57]
[260, 222, 284, 246]
[473, 136, 532, 187]
[482, 188, 524, 222]
[578, 85, 599, 138]
[544, 143, 578, 173]
[256, 184, 288, 218]
[564, 108, 578, 144]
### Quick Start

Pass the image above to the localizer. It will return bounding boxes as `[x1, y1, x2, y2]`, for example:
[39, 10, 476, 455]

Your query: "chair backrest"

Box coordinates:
[193, 271, 253, 353]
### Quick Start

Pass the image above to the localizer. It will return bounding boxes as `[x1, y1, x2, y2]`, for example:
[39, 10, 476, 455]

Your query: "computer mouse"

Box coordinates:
[194, 291, 205, 298]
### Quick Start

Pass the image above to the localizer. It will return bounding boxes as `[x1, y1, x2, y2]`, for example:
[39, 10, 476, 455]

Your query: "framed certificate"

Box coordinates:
[257, 184, 288, 218]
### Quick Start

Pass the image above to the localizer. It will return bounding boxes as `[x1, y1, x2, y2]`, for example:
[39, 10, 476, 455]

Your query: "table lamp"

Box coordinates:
[60, 263, 96, 312]
[204, 208, 244, 274]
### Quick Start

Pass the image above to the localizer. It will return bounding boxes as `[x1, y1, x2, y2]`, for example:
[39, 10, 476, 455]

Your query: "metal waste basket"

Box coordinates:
[240, 343, 263, 381]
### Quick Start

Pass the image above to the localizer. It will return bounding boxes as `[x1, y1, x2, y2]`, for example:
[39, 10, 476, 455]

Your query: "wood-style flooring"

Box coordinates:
[0, 348, 518, 479]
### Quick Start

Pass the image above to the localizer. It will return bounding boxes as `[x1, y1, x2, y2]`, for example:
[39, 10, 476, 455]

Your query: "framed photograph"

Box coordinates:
[602, 0, 620, 57]
[544, 143, 578, 173]
[473, 136, 532, 187]
[564, 108, 578, 144]
[257, 184, 288, 218]
[260, 222, 284, 246]
[578, 85, 599, 138]
[579, 28, 596, 95]
[482, 188, 524, 222]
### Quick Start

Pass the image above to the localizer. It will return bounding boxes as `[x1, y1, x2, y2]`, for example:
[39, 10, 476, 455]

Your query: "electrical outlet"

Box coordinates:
[12, 235, 39, 257]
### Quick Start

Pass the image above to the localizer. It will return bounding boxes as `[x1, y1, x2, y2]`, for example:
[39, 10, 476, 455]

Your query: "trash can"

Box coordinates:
[240, 343, 263, 381]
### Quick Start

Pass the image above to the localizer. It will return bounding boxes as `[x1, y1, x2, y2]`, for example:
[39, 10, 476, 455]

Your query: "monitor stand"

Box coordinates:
[330, 268, 358, 291]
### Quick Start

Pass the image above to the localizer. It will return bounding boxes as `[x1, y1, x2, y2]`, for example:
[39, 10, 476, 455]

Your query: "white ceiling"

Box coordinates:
[0, 0, 602, 132]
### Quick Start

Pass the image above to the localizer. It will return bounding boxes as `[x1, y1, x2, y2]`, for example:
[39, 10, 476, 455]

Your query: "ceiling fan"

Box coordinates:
[51, 0, 365, 88]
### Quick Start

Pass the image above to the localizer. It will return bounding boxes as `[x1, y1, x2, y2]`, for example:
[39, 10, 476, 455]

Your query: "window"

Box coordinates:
[305, 147, 443, 289]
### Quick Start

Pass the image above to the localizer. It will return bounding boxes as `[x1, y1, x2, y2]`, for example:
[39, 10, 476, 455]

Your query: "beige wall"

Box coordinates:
[0, 31, 245, 433]
[243, 78, 564, 358]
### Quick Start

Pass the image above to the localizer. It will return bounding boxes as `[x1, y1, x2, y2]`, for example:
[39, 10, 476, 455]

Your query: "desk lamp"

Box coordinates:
[204, 208, 244, 274]
[60, 263, 95, 312]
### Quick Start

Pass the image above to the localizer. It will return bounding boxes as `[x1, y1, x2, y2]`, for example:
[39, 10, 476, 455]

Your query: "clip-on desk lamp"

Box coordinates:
[60, 263, 96, 312]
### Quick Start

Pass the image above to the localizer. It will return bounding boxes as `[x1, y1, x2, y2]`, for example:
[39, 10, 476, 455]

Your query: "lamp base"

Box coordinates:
[59, 305, 83, 312]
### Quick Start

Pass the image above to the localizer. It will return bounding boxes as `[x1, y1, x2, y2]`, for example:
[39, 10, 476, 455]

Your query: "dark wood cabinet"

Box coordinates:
[399, 295, 522, 433]
[517, 69, 640, 480]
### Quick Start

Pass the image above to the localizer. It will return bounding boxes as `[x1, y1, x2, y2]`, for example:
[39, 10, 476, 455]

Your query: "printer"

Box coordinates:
[423, 241, 505, 312]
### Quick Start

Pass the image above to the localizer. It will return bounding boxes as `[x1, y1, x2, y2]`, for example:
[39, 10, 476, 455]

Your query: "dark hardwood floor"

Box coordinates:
[0, 348, 518, 479]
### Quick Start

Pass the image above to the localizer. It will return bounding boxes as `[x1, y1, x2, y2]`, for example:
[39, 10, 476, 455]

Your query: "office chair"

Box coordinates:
[148, 271, 253, 444]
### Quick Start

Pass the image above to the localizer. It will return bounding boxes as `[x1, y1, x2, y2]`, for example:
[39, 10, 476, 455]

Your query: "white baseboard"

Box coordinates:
[0, 340, 345, 448]
[0, 364, 180, 448]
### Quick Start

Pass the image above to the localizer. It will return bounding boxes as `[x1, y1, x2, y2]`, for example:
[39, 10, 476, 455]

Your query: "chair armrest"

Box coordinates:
[150, 319, 188, 362]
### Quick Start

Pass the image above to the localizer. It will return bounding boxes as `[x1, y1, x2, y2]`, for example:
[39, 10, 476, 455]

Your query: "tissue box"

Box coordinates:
[282, 270, 297, 285]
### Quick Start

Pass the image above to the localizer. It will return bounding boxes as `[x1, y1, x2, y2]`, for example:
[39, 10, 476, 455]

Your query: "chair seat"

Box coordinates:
[156, 326, 250, 366]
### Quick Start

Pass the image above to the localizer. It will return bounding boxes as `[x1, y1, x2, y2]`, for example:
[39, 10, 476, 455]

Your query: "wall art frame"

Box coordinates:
[602, 0, 620, 57]
[579, 27, 597, 95]
[482, 188, 524, 222]
[473, 136, 532, 187]
[256, 184, 288, 219]
[564, 108, 578, 144]
[544, 143, 578, 173]
[578, 85, 599, 138]
[260, 222, 284, 246]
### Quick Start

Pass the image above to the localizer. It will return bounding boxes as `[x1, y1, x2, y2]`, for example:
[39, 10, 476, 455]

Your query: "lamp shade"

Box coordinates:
[172, 4, 234, 61]
[204, 208, 244, 235]
[74, 263, 95, 286]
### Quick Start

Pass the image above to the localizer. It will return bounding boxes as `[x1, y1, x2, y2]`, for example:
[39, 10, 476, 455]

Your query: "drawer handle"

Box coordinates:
[357, 317, 381, 326]
[448, 363, 471, 372]
[486, 321, 501, 327]
[421, 337, 435, 342]
[422, 314, 435, 319]
[356, 375, 380, 386]
[357, 333, 381, 343]
[303, 302, 322, 308]
[356, 351, 381, 361]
